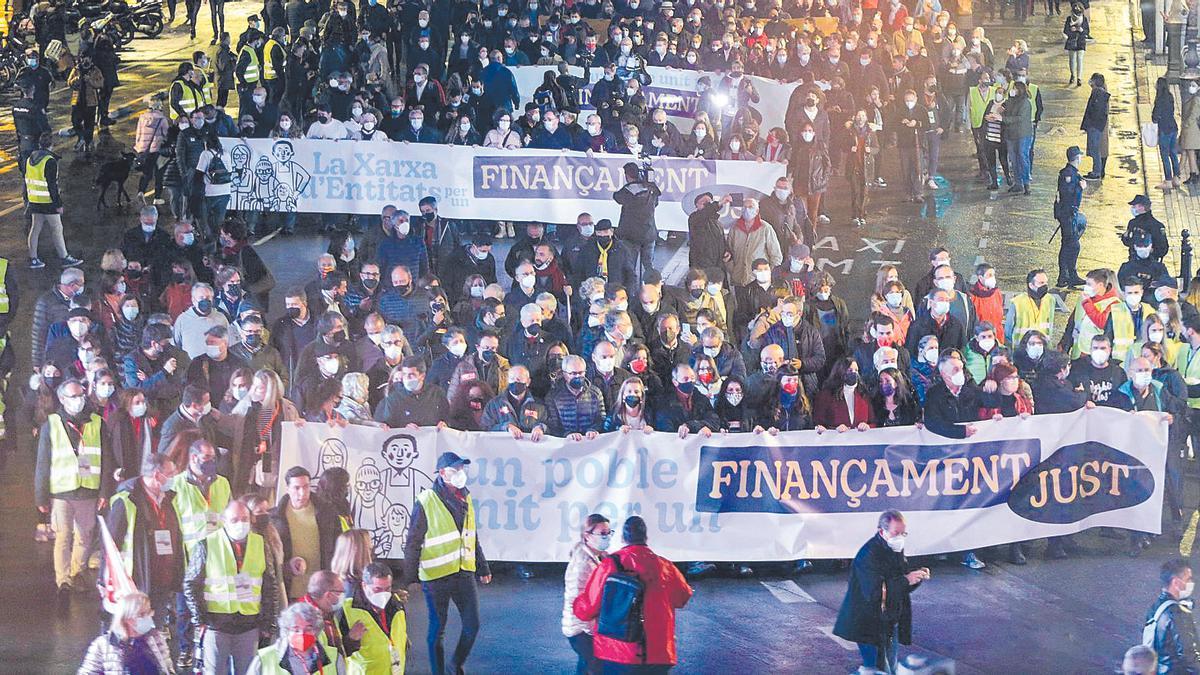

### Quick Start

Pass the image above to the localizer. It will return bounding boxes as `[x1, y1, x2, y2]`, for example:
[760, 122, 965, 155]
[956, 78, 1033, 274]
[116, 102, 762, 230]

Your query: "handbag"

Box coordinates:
[1142, 122, 1159, 147]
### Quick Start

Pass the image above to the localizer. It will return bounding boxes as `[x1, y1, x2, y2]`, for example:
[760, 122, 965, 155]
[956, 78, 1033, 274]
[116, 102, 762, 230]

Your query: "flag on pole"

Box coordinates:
[97, 516, 138, 613]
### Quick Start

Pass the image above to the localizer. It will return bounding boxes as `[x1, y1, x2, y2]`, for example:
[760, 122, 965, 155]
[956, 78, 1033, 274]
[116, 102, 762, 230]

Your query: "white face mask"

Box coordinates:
[754, 270, 771, 284]
[801, 131, 815, 142]
[885, 292, 903, 307]
[448, 469, 468, 489]
[1091, 350, 1110, 366]
[949, 371, 965, 387]
[1026, 344, 1044, 359]
[595, 356, 615, 373]
[519, 275, 537, 291]
[205, 345, 223, 359]
[981, 276, 997, 290]
[976, 338, 995, 352]
[1132, 371, 1153, 388]
[225, 521, 251, 541]
[1126, 293, 1143, 308]
[367, 589, 392, 608]
[131, 402, 148, 418]
[1184, 581, 1196, 598]
[885, 532, 906, 552]
[924, 348, 940, 364]
[1149, 330, 1165, 343]
[934, 277, 955, 291]
[63, 396, 87, 416]
[132, 615, 156, 636]
[448, 341, 468, 358]
[319, 358, 340, 376]
[932, 300, 950, 316]
[96, 383, 115, 400]
[123, 306, 140, 321]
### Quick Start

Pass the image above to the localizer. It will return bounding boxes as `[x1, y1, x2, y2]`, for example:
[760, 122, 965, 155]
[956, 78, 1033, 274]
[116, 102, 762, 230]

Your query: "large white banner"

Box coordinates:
[221, 137, 786, 230]
[513, 64, 800, 133]
[279, 408, 1166, 562]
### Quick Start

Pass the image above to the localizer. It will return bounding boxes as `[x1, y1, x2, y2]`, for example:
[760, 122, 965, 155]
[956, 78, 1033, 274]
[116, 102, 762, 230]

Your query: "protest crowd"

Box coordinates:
[6, 0, 1200, 667]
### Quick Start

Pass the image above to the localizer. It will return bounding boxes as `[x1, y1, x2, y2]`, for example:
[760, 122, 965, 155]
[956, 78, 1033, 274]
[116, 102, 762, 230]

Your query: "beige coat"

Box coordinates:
[727, 217, 783, 287]
[1181, 95, 1200, 151]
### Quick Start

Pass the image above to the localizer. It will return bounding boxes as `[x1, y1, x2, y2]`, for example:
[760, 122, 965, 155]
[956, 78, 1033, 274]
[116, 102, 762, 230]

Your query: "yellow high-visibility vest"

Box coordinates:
[172, 473, 231, 553]
[47, 413, 102, 494]
[170, 79, 203, 120]
[201, 528, 266, 615]
[337, 596, 407, 675]
[0, 258, 10, 313]
[24, 154, 53, 204]
[1010, 292, 1054, 346]
[263, 39, 283, 80]
[239, 45, 261, 84]
[417, 489, 477, 582]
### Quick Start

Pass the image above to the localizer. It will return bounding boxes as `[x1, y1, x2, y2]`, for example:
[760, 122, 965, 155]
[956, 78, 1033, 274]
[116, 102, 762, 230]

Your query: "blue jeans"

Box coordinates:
[568, 633, 602, 675]
[1085, 128, 1106, 175]
[1013, 136, 1034, 185]
[858, 623, 900, 673]
[423, 572, 481, 675]
[1160, 130, 1180, 180]
[204, 194, 231, 236]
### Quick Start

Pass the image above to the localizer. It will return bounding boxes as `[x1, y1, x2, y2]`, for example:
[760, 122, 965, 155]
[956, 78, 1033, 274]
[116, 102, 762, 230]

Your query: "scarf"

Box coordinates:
[1082, 289, 1118, 329]
[596, 238, 613, 277]
[735, 215, 763, 234]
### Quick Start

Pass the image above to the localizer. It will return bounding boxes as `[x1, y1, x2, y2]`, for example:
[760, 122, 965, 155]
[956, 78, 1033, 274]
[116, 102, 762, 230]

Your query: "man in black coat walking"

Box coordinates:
[834, 510, 928, 674]
[1146, 558, 1200, 673]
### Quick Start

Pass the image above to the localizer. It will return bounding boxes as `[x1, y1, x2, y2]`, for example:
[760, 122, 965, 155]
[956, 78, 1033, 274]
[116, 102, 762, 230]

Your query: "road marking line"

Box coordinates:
[978, 238, 988, 249]
[985, 206, 994, 217]
[981, 220, 992, 231]
[760, 580, 817, 604]
[254, 228, 283, 247]
[0, 203, 25, 217]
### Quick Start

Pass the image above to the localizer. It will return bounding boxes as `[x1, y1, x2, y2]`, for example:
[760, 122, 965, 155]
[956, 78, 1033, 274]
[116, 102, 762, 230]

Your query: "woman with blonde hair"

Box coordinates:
[238, 369, 300, 496]
[331, 529, 376, 596]
[604, 376, 654, 433]
[78, 592, 175, 674]
[335, 372, 385, 426]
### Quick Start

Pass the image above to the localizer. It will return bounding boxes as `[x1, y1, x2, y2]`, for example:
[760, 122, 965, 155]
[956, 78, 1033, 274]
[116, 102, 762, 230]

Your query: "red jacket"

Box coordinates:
[573, 545, 693, 665]
[812, 386, 876, 428]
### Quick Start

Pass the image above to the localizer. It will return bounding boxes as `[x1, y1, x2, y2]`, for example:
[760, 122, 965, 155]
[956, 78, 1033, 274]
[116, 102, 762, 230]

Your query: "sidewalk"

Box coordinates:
[1131, 12, 1199, 278]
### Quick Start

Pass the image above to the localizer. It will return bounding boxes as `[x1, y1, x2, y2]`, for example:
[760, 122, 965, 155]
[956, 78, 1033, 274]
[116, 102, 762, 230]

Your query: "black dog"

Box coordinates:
[95, 152, 137, 209]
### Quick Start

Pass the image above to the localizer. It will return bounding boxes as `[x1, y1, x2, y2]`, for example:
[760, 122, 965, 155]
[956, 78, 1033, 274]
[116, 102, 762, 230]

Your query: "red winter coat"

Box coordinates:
[573, 545, 693, 666]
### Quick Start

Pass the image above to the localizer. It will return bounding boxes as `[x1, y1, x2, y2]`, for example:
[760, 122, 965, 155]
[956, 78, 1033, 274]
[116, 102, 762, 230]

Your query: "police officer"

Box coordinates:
[1122, 194, 1169, 262]
[23, 132, 83, 269]
[236, 29, 266, 106]
[1054, 146, 1086, 289]
[403, 452, 492, 675]
[12, 84, 51, 170]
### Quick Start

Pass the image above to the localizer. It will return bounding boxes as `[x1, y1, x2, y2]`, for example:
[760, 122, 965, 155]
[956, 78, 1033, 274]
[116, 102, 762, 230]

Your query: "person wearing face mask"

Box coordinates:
[401, 452, 492, 675]
[686, 191, 733, 274]
[1064, 334, 1127, 405]
[1059, 269, 1119, 360]
[174, 282, 231, 359]
[481, 364, 549, 439]
[250, 601, 344, 674]
[1112, 356, 1187, 551]
[1143, 559, 1200, 672]
[374, 356, 451, 428]
[184, 498, 279, 674]
[1120, 195, 1168, 262]
[653, 363, 721, 437]
[834, 510, 929, 674]
[101, 452, 182, 632]
[727, 197, 784, 287]
[35, 378, 116, 601]
[814, 357, 876, 432]
[1004, 268, 1054, 349]
[563, 513, 613, 674]
[447, 331, 510, 408]
[963, 321, 1003, 383]
[546, 354, 608, 439]
[1119, 234, 1174, 292]
[79, 592, 176, 673]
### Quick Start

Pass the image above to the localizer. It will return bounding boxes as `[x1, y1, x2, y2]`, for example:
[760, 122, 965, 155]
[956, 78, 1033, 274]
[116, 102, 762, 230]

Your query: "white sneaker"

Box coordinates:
[817, 214, 831, 225]
[926, 178, 939, 189]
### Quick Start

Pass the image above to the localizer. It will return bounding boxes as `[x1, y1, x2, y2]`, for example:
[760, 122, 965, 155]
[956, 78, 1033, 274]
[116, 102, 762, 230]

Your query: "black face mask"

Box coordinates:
[568, 375, 586, 389]
[173, 272, 187, 284]
[595, 235, 613, 247]
[526, 323, 541, 337]
[286, 307, 302, 319]
[624, 394, 642, 407]
[244, 333, 263, 349]
[690, 288, 704, 300]
[480, 349, 496, 362]
[362, 278, 379, 291]
[508, 381, 528, 397]
[1030, 285, 1048, 300]
[326, 332, 344, 345]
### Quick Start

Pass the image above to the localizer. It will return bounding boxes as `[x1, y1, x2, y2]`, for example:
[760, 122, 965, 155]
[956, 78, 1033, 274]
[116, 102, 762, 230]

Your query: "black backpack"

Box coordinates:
[206, 153, 232, 185]
[597, 554, 646, 646]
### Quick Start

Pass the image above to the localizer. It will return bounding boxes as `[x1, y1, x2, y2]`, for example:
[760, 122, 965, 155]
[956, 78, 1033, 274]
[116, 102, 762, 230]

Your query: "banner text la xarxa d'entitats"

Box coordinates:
[280, 408, 1164, 562]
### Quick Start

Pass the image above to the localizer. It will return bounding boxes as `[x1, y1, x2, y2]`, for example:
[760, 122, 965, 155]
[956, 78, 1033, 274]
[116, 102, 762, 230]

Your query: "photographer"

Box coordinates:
[613, 161, 662, 283]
